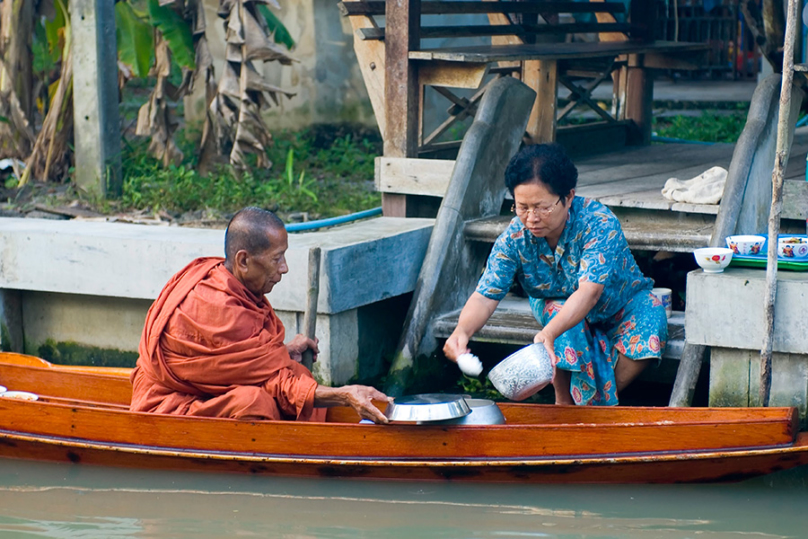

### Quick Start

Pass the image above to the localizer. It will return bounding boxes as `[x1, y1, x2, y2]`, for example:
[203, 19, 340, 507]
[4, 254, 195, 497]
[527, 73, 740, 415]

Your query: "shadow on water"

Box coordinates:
[0, 459, 806, 538]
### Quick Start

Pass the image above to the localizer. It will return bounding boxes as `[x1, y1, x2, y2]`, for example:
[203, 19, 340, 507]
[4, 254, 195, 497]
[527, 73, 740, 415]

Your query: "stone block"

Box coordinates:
[686, 268, 808, 354]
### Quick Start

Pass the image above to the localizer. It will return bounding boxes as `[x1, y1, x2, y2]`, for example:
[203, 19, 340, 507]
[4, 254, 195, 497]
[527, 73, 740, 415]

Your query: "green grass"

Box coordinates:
[119, 123, 382, 219]
[653, 109, 749, 143]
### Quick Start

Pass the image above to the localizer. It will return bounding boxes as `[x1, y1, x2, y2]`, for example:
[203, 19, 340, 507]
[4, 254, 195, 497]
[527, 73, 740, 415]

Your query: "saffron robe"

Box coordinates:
[130, 257, 321, 421]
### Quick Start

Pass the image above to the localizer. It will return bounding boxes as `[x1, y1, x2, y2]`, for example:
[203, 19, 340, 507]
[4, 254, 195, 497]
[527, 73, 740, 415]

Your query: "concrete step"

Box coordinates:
[464, 207, 715, 253]
[432, 295, 686, 384]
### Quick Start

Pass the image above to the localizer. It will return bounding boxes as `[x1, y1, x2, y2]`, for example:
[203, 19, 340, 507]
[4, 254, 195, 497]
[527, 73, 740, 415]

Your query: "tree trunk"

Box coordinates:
[0, 0, 35, 159]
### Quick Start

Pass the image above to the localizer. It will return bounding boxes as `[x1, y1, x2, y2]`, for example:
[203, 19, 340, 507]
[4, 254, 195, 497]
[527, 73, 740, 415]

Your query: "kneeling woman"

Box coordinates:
[444, 144, 668, 405]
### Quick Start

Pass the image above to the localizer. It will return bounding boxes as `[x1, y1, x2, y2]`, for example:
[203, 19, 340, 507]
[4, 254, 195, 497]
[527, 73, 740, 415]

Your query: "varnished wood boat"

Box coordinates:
[0, 352, 807, 483]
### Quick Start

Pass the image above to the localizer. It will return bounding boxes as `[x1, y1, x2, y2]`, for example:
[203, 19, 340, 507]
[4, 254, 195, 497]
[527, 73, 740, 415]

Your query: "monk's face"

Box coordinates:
[239, 227, 289, 296]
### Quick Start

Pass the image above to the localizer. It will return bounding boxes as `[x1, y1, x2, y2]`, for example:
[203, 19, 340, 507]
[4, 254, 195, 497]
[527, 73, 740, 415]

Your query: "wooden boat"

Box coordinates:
[1, 352, 807, 484]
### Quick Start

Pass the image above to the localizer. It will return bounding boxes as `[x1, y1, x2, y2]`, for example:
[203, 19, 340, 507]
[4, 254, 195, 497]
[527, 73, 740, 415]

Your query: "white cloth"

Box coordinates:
[661, 166, 728, 205]
[457, 353, 483, 377]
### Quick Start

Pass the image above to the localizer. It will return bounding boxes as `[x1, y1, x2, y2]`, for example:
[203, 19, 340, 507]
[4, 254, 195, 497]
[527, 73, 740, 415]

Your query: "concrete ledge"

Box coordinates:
[0, 217, 433, 314]
[685, 267, 808, 354]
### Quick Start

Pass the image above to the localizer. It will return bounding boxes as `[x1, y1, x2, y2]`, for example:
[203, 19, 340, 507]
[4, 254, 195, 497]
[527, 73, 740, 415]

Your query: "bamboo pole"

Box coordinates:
[301, 247, 322, 372]
[759, 0, 799, 407]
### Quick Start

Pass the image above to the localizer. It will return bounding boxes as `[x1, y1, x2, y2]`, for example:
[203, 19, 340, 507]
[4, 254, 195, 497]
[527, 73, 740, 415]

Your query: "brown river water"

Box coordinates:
[0, 459, 806, 538]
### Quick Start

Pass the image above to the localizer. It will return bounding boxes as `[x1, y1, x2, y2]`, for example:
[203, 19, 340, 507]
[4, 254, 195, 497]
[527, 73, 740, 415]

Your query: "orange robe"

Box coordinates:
[130, 257, 322, 421]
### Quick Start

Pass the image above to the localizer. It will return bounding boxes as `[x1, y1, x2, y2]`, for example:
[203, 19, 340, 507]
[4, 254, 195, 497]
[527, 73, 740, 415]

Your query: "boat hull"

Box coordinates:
[1, 352, 807, 484]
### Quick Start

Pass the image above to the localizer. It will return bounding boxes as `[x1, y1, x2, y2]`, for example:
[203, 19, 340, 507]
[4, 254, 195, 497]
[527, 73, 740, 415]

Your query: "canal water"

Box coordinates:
[0, 459, 806, 538]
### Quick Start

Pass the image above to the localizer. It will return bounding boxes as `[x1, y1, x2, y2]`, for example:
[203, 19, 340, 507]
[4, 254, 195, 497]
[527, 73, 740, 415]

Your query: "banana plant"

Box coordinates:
[203, 0, 296, 168]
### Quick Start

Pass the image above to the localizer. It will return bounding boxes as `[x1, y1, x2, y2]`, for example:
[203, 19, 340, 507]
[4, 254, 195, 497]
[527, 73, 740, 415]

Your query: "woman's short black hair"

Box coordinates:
[504, 143, 578, 197]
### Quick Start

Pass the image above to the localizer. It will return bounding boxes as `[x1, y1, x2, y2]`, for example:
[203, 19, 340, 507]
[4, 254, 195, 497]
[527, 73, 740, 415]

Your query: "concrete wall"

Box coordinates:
[686, 267, 808, 422]
[0, 217, 432, 386]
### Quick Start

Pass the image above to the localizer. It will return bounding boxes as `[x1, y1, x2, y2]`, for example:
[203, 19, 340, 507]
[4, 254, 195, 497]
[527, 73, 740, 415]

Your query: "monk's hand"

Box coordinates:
[343, 385, 392, 424]
[286, 334, 319, 363]
[533, 330, 559, 366]
[443, 329, 470, 362]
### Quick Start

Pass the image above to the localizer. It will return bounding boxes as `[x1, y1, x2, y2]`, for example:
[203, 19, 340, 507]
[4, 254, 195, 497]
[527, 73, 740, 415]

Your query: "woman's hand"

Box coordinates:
[533, 330, 559, 366]
[443, 329, 470, 362]
[286, 334, 319, 363]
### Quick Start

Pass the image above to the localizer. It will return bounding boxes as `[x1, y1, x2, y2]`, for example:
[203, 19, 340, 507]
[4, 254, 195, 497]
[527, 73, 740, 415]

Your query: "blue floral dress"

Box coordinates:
[476, 197, 668, 405]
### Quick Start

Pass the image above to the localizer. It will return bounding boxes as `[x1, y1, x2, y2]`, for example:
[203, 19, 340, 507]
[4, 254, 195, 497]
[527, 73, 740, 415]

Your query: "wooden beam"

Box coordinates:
[359, 22, 632, 41]
[623, 54, 652, 145]
[340, 1, 627, 16]
[384, 0, 420, 159]
[375, 157, 455, 196]
[418, 61, 488, 88]
[523, 59, 558, 143]
[344, 0, 387, 137]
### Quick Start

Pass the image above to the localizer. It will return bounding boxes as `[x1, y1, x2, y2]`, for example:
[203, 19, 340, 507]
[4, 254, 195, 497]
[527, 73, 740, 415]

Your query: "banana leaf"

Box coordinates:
[116, 1, 155, 78]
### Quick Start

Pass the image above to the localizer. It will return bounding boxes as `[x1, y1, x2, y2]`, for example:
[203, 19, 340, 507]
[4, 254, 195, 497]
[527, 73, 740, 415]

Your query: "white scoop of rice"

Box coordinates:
[457, 353, 483, 377]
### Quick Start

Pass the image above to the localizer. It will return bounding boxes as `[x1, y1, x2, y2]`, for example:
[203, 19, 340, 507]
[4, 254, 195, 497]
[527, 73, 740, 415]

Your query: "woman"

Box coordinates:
[443, 144, 667, 405]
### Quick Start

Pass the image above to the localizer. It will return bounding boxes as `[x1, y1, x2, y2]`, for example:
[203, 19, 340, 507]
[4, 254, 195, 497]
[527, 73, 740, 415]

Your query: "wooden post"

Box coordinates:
[668, 344, 708, 407]
[71, 0, 122, 198]
[623, 54, 652, 146]
[301, 247, 322, 372]
[523, 60, 558, 143]
[383, 0, 421, 217]
[760, 0, 800, 407]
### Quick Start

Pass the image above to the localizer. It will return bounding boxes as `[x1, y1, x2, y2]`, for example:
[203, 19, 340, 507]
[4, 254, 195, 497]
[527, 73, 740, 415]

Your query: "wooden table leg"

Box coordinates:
[624, 53, 653, 146]
[523, 59, 557, 143]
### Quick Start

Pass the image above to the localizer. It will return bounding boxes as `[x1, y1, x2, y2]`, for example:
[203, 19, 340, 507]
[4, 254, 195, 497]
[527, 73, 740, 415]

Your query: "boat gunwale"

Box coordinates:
[1, 396, 799, 431]
[0, 427, 805, 468]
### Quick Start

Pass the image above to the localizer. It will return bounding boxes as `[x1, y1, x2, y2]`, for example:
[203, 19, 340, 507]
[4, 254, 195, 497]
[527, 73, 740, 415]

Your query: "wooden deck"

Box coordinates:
[464, 129, 808, 252]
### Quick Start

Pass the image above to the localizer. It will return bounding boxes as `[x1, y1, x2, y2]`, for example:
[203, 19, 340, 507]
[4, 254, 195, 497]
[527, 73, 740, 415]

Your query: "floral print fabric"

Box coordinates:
[475, 196, 667, 405]
[529, 291, 668, 405]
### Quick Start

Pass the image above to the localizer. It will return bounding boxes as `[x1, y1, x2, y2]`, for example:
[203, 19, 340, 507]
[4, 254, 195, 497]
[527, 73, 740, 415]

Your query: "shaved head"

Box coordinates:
[224, 207, 285, 263]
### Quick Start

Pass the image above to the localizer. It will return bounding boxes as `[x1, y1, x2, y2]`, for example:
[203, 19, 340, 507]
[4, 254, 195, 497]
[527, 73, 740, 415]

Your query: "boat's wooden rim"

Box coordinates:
[1, 428, 806, 468]
[0, 395, 798, 430]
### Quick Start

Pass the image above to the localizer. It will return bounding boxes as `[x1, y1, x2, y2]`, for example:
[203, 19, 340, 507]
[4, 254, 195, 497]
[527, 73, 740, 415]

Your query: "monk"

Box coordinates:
[130, 207, 390, 423]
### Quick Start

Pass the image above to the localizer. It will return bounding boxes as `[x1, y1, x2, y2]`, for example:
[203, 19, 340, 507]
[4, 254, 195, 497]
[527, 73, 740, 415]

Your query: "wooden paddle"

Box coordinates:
[301, 247, 321, 372]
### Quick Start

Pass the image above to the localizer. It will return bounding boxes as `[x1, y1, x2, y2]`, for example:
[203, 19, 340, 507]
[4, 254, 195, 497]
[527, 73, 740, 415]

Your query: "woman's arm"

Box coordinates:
[443, 292, 500, 361]
[534, 281, 604, 363]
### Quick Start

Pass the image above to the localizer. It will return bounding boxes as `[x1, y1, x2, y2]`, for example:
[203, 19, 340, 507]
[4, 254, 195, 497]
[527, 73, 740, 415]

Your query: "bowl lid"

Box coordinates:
[385, 393, 471, 422]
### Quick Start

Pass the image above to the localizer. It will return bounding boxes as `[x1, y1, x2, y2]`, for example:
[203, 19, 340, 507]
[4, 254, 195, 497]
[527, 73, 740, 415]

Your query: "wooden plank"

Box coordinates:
[419, 61, 488, 88]
[360, 23, 632, 41]
[644, 50, 708, 71]
[340, 1, 627, 16]
[524, 59, 557, 142]
[375, 157, 455, 196]
[344, 0, 387, 137]
[384, 0, 420, 158]
[410, 41, 710, 63]
[0, 397, 797, 459]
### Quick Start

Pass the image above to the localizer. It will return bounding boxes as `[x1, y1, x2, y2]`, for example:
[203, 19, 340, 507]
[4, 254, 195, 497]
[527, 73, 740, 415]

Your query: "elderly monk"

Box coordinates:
[130, 207, 390, 423]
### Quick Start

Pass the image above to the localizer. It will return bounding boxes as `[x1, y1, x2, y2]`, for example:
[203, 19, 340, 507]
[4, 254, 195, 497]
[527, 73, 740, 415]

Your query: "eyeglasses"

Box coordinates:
[511, 197, 563, 218]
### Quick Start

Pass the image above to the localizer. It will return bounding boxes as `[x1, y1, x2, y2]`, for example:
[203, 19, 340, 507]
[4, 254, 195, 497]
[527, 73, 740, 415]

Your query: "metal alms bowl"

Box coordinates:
[385, 393, 471, 422]
[487, 343, 553, 401]
[423, 399, 506, 426]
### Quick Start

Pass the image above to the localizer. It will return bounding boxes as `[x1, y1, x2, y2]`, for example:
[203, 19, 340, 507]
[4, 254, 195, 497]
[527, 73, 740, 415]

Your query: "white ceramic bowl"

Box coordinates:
[777, 237, 808, 259]
[693, 247, 733, 273]
[726, 235, 766, 256]
[487, 344, 553, 401]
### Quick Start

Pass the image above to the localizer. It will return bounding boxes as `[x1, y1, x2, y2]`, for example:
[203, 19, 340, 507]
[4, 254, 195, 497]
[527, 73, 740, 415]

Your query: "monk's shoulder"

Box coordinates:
[169, 281, 267, 344]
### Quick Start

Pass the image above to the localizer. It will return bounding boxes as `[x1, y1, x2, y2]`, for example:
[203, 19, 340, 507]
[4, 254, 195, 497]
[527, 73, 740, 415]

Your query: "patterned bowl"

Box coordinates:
[726, 234, 766, 256]
[693, 247, 733, 273]
[778, 237, 808, 259]
[487, 344, 553, 401]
